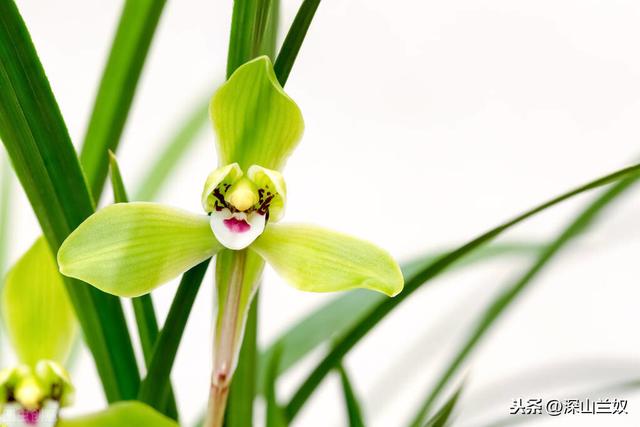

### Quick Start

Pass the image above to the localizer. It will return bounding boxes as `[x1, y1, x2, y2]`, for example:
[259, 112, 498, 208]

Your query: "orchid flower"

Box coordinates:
[1, 239, 178, 427]
[1, 238, 76, 427]
[57, 56, 404, 426]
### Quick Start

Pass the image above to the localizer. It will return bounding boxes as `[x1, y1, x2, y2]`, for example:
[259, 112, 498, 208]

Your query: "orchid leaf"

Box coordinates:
[2, 238, 77, 366]
[252, 224, 403, 297]
[273, 0, 321, 85]
[338, 365, 366, 427]
[58, 402, 178, 427]
[265, 345, 287, 427]
[227, 0, 278, 77]
[80, 0, 167, 199]
[284, 163, 640, 421]
[58, 203, 221, 297]
[225, 294, 259, 427]
[422, 383, 464, 427]
[211, 56, 304, 171]
[138, 260, 210, 412]
[258, 242, 542, 394]
[408, 178, 638, 425]
[108, 154, 179, 419]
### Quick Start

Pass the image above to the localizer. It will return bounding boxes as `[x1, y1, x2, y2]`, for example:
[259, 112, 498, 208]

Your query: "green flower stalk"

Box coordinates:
[58, 56, 404, 426]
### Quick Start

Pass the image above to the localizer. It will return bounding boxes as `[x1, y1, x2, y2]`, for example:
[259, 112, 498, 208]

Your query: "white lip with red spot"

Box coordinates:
[1, 401, 59, 427]
[210, 208, 266, 250]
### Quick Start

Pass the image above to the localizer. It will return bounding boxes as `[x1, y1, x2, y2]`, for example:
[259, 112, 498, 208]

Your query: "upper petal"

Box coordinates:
[2, 238, 77, 366]
[247, 165, 286, 221]
[201, 163, 243, 213]
[211, 56, 304, 171]
[251, 224, 404, 297]
[58, 203, 222, 297]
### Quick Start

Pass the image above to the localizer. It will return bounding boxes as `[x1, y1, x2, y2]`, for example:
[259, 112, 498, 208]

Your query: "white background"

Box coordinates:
[4, 0, 640, 426]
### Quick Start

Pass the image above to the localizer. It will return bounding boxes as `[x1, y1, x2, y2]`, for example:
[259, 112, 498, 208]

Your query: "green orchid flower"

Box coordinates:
[1, 238, 76, 427]
[57, 56, 403, 425]
[1, 239, 178, 427]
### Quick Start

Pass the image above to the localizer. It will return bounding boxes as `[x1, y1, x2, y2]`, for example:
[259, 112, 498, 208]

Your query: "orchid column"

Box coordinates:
[58, 57, 404, 426]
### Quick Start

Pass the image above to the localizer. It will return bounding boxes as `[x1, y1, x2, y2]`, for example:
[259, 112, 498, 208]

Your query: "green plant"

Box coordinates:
[0, 1, 637, 426]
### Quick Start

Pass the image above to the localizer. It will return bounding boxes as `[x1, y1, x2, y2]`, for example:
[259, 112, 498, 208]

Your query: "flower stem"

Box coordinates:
[205, 250, 247, 427]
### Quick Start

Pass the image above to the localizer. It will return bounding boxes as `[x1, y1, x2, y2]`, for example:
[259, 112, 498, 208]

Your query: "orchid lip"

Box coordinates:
[210, 209, 266, 250]
[20, 408, 40, 425]
[223, 217, 251, 233]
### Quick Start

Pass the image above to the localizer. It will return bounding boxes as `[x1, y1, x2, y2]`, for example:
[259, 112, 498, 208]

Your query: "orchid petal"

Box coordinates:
[35, 361, 74, 407]
[251, 224, 404, 297]
[247, 165, 286, 221]
[211, 56, 304, 171]
[57, 402, 178, 427]
[58, 203, 222, 297]
[201, 163, 243, 213]
[2, 238, 77, 366]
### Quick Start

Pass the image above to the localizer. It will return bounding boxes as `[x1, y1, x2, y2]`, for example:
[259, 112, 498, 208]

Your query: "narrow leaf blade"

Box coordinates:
[408, 178, 638, 425]
[80, 0, 167, 198]
[422, 383, 464, 427]
[338, 365, 366, 427]
[138, 259, 210, 411]
[284, 163, 640, 421]
[273, 0, 321, 85]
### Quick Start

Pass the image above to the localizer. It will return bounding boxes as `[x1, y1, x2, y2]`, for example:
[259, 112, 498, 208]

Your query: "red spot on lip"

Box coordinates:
[20, 408, 40, 425]
[223, 217, 251, 233]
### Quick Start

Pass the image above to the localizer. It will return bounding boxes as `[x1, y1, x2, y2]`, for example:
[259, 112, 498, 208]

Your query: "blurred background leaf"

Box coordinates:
[408, 177, 638, 425]
[258, 242, 542, 394]
[0, 149, 11, 278]
[134, 98, 211, 202]
[283, 163, 640, 422]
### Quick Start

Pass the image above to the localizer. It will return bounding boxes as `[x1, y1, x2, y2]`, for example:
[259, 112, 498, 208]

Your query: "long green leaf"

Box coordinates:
[108, 153, 179, 419]
[273, 0, 321, 85]
[408, 177, 638, 425]
[0, 149, 11, 277]
[283, 163, 640, 421]
[80, 0, 167, 199]
[423, 383, 464, 427]
[138, 259, 210, 412]
[265, 344, 287, 427]
[108, 151, 130, 203]
[0, 0, 139, 402]
[134, 97, 210, 201]
[338, 365, 366, 427]
[227, 0, 278, 78]
[258, 242, 541, 393]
